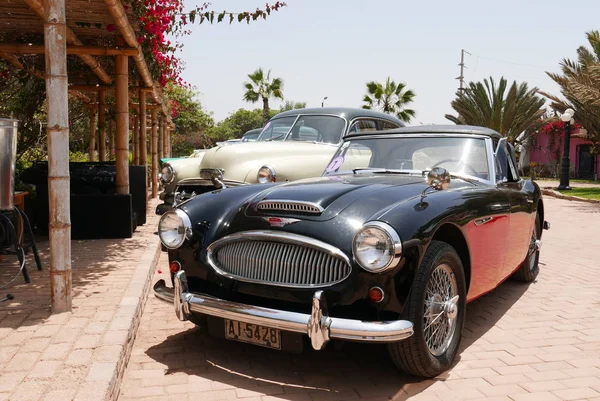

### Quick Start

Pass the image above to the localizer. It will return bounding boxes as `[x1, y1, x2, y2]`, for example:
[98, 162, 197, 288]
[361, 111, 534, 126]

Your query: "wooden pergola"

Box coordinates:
[0, 0, 175, 312]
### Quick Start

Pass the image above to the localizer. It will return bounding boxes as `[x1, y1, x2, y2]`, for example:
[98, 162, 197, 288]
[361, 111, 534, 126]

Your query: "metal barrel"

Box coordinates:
[0, 119, 18, 211]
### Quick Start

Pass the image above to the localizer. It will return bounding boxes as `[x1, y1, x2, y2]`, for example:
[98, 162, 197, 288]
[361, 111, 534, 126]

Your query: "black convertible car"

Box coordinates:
[154, 125, 549, 377]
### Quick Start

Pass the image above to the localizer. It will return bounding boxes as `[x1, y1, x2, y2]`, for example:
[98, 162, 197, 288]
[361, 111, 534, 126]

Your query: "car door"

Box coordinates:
[495, 139, 535, 277]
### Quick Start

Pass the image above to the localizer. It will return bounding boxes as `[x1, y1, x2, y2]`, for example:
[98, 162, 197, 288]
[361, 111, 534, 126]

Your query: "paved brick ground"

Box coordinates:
[0, 198, 162, 401]
[119, 197, 600, 401]
[536, 180, 600, 189]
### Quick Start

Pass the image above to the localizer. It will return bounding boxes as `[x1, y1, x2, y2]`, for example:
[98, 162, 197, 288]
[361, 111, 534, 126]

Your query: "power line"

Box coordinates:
[468, 53, 556, 70]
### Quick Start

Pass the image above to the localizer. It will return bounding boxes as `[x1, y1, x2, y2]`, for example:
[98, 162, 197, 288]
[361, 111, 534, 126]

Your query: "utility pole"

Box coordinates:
[456, 49, 471, 91]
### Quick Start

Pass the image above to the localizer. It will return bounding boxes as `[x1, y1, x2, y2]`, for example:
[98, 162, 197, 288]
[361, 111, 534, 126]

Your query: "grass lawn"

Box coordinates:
[556, 187, 600, 200]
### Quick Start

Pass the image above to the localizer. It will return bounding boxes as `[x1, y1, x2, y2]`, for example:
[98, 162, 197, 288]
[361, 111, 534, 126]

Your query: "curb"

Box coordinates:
[104, 239, 162, 401]
[541, 188, 600, 204]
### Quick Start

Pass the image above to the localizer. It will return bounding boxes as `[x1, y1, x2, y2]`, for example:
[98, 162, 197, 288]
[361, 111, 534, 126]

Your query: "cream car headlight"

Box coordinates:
[159, 164, 174, 184]
[158, 209, 192, 249]
[257, 165, 276, 183]
[353, 221, 402, 273]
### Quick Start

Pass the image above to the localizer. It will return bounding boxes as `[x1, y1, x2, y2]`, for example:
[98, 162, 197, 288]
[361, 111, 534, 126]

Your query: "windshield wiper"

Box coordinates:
[352, 168, 412, 175]
[265, 134, 285, 141]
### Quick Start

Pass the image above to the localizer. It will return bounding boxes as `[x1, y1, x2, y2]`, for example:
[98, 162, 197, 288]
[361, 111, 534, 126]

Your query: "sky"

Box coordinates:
[176, 0, 600, 125]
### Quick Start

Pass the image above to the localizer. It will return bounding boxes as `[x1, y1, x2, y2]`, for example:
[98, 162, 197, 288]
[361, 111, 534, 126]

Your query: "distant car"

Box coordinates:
[240, 128, 262, 142]
[157, 129, 271, 214]
[171, 107, 405, 206]
[154, 125, 550, 378]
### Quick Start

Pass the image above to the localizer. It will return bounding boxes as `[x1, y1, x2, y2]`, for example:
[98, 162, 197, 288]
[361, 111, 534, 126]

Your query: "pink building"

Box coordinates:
[528, 125, 598, 180]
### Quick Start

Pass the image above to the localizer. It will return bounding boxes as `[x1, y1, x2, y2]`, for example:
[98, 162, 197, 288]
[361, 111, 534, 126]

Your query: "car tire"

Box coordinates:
[511, 213, 541, 282]
[388, 240, 467, 378]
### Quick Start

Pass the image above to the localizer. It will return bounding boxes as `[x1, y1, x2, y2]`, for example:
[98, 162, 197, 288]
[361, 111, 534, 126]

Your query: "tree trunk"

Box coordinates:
[262, 97, 269, 127]
[44, 0, 72, 313]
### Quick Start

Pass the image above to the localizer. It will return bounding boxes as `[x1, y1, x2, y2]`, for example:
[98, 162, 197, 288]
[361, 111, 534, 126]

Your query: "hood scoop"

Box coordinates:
[256, 200, 324, 215]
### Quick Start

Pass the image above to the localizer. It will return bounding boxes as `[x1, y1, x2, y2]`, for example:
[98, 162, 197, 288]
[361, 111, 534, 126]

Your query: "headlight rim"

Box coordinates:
[159, 164, 175, 184]
[158, 208, 193, 250]
[257, 165, 276, 184]
[352, 221, 402, 273]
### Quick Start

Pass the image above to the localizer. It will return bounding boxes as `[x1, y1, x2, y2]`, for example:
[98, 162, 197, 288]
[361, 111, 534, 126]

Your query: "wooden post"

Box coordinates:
[108, 120, 114, 161]
[98, 89, 106, 162]
[139, 89, 147, 167]
[115, 49, 129, 194]
[165, 126, 170, 158]
[132, 115, 139, 165]
[167, 127, 173, 157]
[162, 119, 168, 158]
[158, 114, 163, 161]
[88, 106, 97, 161]
[44, 0, 71, 313]
[151, 108, 158, 198]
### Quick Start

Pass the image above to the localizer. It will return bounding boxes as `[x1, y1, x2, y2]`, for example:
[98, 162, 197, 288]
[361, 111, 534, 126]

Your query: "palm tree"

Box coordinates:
[445, 76, 546, 143]
[242, 68, 284, 126]
[539, 30, 600, 144]
[362, 77, 416, 122]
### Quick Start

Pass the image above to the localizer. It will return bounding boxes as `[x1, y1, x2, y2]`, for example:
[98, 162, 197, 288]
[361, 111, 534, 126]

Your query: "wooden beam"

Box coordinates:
[24, 0, 111, 84]
[44, 0, 72, 313]
[0, 43, 138, 56]
[98, 90, 106, 162]
[115, 48, 129, 194]
[151, 108, 158, 198]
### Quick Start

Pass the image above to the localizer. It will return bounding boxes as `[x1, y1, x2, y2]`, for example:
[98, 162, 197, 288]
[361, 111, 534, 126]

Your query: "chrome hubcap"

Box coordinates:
[423, 264, 459, 357]
[528, 230, 540, 271]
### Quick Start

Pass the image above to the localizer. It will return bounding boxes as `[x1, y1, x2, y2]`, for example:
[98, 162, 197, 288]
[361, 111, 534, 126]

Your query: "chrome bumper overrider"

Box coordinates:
[153, 271, 414, 350]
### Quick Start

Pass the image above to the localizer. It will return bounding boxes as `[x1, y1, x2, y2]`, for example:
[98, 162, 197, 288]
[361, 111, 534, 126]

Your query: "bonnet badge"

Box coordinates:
[262, 217, 301, 227]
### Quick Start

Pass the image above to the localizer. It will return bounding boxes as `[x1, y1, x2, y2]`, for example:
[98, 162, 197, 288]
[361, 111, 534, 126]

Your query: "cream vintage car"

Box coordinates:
[171, 107, 405, 205]
[157, 128, 263, 214]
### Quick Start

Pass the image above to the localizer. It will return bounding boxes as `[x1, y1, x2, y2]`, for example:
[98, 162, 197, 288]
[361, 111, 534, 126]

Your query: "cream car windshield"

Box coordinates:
[257, 115, 346, 144]
[324, 136, 490, 182]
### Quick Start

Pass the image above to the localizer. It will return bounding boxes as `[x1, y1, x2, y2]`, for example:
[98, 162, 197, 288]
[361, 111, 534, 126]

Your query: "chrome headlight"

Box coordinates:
[159, 164, 174, 184]
[257, 165, 276, 183]
[158, 209, 192, 249]
[353, 221, 402, 273]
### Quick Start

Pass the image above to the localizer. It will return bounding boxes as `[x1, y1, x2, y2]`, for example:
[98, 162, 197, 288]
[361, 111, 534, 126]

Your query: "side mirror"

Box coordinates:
[427, 167, 450, 190]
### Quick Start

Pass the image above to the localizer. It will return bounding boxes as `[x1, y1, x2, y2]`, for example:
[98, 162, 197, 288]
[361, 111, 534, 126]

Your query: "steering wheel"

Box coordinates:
[432, 159, 479, 177]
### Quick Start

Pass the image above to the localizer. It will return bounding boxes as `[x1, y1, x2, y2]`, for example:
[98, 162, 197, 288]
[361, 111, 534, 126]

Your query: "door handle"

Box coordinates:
[474, 216, 493, 226]
[489, 203, 510, 212]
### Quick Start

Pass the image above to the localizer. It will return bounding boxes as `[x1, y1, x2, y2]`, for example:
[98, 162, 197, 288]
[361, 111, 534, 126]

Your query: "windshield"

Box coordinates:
[324, 136, 490, 181]
[257, 115, 346, 144]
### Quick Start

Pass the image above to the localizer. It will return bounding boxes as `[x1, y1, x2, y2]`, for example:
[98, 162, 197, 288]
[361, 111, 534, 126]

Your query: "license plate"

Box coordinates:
[224, 319, 281, 350]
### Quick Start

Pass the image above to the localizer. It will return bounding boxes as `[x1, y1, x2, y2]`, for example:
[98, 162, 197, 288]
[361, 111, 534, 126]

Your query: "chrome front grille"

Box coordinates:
[257, 200, 323, 215]
[206, 231, 351, 288]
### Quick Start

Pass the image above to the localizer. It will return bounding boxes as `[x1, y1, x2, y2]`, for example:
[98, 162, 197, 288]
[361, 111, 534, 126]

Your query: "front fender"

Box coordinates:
[243, 154, 336, 184]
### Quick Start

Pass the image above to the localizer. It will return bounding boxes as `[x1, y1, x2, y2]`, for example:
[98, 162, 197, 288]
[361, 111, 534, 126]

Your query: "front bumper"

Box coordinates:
[154, 271, 414, 350]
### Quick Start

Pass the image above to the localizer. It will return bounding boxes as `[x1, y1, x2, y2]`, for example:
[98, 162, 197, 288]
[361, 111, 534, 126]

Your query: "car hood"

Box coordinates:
[200, 141, 336, 179]
[246, 174, 441, 222]
[180, 173, 476, 255]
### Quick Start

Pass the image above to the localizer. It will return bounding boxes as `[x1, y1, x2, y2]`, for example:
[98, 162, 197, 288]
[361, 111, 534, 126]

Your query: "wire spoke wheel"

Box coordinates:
[423, 263, 459, 357]
[527, 227, 539, 272]
[388, 241, 466, 378]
